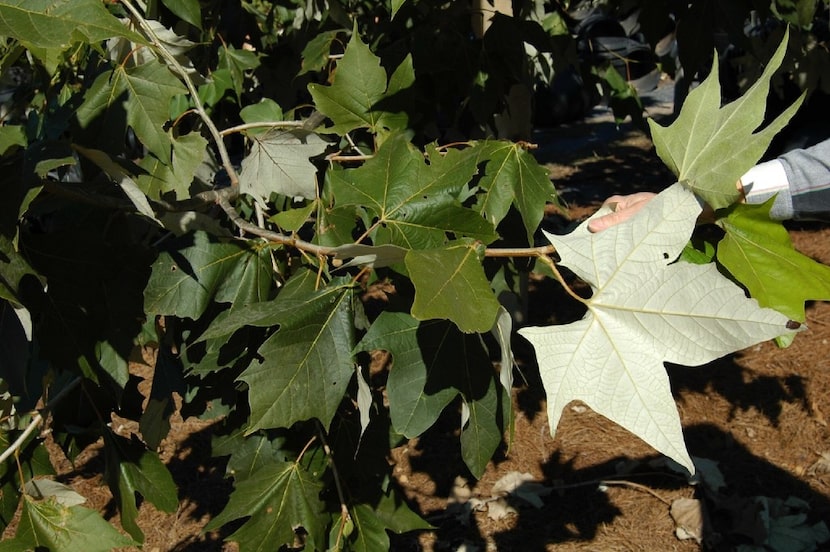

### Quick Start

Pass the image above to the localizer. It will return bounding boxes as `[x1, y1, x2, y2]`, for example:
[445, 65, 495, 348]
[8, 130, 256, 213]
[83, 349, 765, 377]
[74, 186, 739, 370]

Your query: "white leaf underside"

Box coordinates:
[519, 183, 795, 474]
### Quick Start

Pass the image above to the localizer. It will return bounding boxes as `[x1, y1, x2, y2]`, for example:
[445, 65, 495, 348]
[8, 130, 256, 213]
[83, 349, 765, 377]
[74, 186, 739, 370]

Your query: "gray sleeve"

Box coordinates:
[777, 139, 830, 220]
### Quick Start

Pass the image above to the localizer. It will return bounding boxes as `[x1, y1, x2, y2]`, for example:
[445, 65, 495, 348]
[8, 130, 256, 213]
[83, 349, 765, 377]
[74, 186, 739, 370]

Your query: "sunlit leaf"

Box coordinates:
[331, 134, 497, 249]
[406, 241, 501, 333]
[0, 496, 135, 551]
[113, 60, 187, 165]
[0, 0, 144, 63]
[240, 129, 328, 205]
[474, 140, 558, 242]
[649, 31, 803, 209]
[718, 199, 830, 345]
[519, 183, 796, 474]
[308, 30, 411, 137]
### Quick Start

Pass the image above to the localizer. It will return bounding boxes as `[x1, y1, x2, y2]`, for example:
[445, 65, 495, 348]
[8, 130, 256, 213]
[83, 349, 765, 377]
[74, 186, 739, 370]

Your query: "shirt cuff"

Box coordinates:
[739, 159, 793, 219]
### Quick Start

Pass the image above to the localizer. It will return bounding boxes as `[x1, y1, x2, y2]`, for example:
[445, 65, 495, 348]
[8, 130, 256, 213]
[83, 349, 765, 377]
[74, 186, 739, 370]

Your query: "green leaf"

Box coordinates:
[349, 487, 431, 551]
[113, 60, 187, 164]
[271, 200, 317, 233]
[0, 234, 43, 306]
[144, 231, 273, 320]
[206, 459, 326, 552]
[239, 99, 284, 135]
[518, 183, 797, 475]
[406, 241, 501, 333]
[332, 243, 409, 269]
[354, 313, 493, 442]
[307, 30, 410, 136]
[103, 431, 178, 544]
[241, 278, 357, 432]
[331, 134, 496, 249]
[137, 131, 209, 200]
[299, 30, 340, 75]
[139, 350, 184, 450]
[649, 31, 803, 209]
[161, 0, 201, 29]
[460, 370, 501, 478]
[23, 479, 85, 507]
[0, 125, 26, 155]
[0, 0, 144, 59]
[474, 140, 558, 242]
[240, 129, 328, 205]
[0, 496, 135, 551]
[73, 145, 162, 224]
[219, 44, 260, 99]
[718, 200, 830, 335]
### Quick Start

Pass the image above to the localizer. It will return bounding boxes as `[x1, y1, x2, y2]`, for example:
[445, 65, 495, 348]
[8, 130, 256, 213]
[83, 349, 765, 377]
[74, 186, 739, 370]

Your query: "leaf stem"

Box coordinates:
[0, 378, 82, 464]
[120, 0, 240, 188]
[536, 254, 587, 304]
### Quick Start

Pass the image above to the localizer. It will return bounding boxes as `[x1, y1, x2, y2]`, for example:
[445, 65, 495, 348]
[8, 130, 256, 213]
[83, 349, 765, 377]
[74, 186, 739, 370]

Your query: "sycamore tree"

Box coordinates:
[0, 1, 828, 550]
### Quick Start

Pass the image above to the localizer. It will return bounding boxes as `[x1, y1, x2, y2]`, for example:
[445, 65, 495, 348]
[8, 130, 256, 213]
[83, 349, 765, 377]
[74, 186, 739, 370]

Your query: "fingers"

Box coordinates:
[588, 192, 656, 233]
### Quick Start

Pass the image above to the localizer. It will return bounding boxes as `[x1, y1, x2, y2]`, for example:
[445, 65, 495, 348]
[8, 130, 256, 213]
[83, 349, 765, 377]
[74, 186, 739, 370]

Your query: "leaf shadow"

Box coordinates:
[667, 355, 809, 428]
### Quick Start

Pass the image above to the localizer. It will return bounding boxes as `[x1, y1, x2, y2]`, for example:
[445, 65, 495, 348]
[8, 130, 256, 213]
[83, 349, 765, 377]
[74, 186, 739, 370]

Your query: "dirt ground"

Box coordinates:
[16, 108, 830, 551]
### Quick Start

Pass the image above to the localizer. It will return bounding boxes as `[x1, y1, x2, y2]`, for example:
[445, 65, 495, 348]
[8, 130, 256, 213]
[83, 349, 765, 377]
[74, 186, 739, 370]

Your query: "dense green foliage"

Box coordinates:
[0, 1, 828, 550]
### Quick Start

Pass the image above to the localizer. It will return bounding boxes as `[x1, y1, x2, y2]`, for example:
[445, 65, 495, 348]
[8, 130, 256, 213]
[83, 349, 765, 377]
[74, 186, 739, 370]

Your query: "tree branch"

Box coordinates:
[0, 378, 82, 464]
[120, 0, 240, 188]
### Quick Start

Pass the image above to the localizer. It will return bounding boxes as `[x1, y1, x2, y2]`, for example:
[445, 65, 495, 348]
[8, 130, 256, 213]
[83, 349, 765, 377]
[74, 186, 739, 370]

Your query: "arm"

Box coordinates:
[741, 138, 830, 220]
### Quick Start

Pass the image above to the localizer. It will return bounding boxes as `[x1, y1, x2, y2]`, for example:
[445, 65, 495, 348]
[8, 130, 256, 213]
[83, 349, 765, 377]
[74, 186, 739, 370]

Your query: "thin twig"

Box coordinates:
[120, 0, 240, 188]
[598, 480, 673, 505]
[0, 378, 82, 464]
[484, 244, 556, 258]
[220, 120, 307, 136]
[315, 421, 350, 550]
[215, 192, 335, 256]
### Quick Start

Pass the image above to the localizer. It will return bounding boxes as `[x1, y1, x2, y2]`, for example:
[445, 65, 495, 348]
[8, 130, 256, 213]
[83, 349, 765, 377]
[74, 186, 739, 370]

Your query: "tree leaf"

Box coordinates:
[241, 278, 357, 432]
[73, 145, 162, 224]
[718, 199, 830, 342]
[23, 479, 85, 507]
[518, 183, 797, 474]
[0, 496, 135, 552]
[307, 30, 410, 136]
[299, 30, 340, 75]
[460, 372, 501, 478]
[354, 313, 493, 442]
[206, 459, 326, 552]
[0, 0, 144, 58]
[137, 131, 209, 200]
[239, 129, 328, 205]
[144, 231, 273, 320]
[0, 125, 26, 155]
[0, 234, 43, 306]
[161, 0, 201, 29]
[113, 60, 187, 165]
[349, 487, 431, 552]
[103, 431, 178, 543]
[649, 31, 803, 209]
[406, 241, 501, 333]
[474, 141, 558, 242]
[331, 134, 496, 249]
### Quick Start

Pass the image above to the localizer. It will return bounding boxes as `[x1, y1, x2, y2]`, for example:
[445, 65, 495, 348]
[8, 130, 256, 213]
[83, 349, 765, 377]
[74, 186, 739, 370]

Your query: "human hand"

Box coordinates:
[587, 192, 656, 233]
